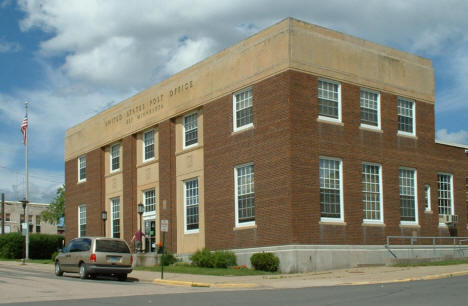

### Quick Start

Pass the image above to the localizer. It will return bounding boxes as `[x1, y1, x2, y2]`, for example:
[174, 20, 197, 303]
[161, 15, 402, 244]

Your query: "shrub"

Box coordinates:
[160, 252, 177, 266]
[29, 234, 64, 259]
[213, 250, 237, 268]
[0, 233, 24, 259]
[250, 252, 280, 272]
[190, 248, 214, 268]
[51, 251, 59, 261]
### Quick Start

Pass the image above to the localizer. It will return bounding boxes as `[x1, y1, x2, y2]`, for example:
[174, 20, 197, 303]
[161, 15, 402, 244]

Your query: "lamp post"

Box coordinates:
[101, 211, 107, 237]
[137, 203, 144, 252]
[20, 198, 29, 264]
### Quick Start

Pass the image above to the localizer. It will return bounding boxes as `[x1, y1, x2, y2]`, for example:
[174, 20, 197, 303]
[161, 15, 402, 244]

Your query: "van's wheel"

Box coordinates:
[55, 261, 63, 276]
[79, 263, 88, 279]
[118, 273, 127, 281]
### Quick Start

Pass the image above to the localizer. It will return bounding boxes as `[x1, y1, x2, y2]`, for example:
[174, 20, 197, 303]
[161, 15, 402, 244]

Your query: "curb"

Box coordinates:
[346, 270, 468, 286]
[152, 279, 258, 288]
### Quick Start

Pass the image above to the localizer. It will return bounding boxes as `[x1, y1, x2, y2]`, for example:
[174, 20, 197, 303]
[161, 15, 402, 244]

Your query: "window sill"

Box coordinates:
[359, 125, 382, 133]
[317, 117, 343, 126]
[175, 144, 203, 157]
[362, 222, 385, 227]
[424, 210, 433, 214]
[184, 230, 200, 235]
[397, 132, 417, 139]
[232, 124, 254, 135]
[105, 170, 122, 178]
[399, 223, 420, 228]
[233, 224, 257, 231]
[319, 221, 347, 226]
[77, 179, 87, 184]
[137, 158, 159, 168]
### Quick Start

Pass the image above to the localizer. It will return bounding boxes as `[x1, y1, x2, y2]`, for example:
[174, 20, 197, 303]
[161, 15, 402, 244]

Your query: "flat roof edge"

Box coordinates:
[435, 140, 468, 150]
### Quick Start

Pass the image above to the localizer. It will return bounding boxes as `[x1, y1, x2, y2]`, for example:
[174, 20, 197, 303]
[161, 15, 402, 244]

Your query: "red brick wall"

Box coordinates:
[65, 147, 105, 243]
[204, 72, 293, 250]
[122, 135, 137, 243]
[158, 119, 177, 252]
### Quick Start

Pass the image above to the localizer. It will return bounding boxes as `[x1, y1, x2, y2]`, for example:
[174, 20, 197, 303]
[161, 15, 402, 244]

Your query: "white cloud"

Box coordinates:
[436, 129, 468, 145]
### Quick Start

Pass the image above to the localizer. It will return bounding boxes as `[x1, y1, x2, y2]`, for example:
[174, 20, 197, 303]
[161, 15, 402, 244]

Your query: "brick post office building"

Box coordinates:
[65, 18, 468, 272]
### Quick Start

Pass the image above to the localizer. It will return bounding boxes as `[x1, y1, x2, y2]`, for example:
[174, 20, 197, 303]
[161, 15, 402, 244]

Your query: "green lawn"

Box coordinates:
[393, 259, 468, 267]
[134, 264, 277, 276]
[0, 258, 53, 264]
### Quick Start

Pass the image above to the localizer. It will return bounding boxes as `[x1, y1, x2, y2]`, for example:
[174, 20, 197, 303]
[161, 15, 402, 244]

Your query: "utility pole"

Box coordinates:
[1, 193, 4, 235]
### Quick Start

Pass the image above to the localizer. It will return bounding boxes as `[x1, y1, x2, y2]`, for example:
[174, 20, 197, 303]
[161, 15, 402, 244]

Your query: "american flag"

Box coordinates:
[21, 115, 28, 145]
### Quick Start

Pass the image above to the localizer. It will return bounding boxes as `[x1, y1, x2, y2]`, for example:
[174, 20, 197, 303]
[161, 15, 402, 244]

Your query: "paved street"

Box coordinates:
[2, 260, 468, 305]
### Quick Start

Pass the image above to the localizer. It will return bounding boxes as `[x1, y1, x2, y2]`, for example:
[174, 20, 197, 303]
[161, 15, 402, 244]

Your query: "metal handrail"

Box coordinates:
[385, 236, 468, 258]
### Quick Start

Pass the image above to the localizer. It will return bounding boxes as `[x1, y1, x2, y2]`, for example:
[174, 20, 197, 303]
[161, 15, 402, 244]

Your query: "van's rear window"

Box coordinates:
[95, 240, 130, 253]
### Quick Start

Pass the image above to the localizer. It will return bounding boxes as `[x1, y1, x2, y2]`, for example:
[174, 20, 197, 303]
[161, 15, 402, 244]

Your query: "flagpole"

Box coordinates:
[25, 101, 29, 260]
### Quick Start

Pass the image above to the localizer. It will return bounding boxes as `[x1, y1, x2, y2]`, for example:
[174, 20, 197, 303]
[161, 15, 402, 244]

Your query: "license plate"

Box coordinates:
[108, 256, 120, 263]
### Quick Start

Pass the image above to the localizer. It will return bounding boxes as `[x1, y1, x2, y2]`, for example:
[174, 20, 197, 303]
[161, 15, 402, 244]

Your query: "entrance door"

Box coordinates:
[144, 219, 156, 252]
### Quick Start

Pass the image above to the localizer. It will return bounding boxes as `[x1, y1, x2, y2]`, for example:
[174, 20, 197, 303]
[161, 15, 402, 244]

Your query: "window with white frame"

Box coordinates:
[111, 143, 120, 172]
[362, 163, 382, 222]
[318, 79, 341, 121]
[235, 164, 255, 226]
[424, 185, 431, 211]
[143, 130, 154, 161]
[184, 178, 199, 232]
[233, 88, 253, 131]
[143, 189, 156, 213]
[319, 157, 343, 220]
[183, 112, 198, 148]
[78, 205, 86, 237]
[78, 155, 86, 182]
[438, 173, 453, 216]
[111, 198, 120, 238]
[400, 168, 417, 222]
[360, 89, 380, 128]
[397, 98, 415, 135]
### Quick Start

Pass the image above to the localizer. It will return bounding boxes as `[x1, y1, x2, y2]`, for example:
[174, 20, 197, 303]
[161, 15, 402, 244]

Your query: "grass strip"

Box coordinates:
[135, 264, 277, 276]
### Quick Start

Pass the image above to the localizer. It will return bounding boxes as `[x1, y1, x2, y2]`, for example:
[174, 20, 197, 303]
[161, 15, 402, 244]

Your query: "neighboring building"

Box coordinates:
[0, 201, 58, 235]
[65, 18, 468, 271]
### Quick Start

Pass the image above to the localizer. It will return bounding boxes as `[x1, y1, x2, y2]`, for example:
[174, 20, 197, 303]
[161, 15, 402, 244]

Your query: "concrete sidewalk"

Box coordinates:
[4, 261, 468, 289]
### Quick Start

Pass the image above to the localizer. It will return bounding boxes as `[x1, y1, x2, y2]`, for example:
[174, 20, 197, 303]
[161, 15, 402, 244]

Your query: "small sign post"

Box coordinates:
[160, 220, 168, 279]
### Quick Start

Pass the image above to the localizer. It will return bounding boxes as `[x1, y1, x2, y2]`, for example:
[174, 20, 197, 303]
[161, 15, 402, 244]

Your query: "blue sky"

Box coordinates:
[1, 0, 467, 203]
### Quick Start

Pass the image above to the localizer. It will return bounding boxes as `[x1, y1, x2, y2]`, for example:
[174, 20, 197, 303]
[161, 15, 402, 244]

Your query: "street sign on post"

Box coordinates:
[160, 219, 168, 279]
[161, 219, 168, 232]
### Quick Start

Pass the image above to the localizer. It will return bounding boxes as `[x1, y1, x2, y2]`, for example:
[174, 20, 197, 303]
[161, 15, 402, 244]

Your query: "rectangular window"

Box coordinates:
[183, 112, 198, 148]
[78, 155, 86, 182]
[36, 215, 41, 233]
[143, 130, 154, 161]
[400, 168, 417, 222]
[6, 213, 10, 222]
[143, 189, 156, 213]
[235, 164, 255, 226]
[320, 157, 343, 220]
[360, 89, 380, 128]
[111, 198, 120, 238]
[20, 214, 24, 223]
[425, 185, 431, 211]
[397, 98, 415, 135]
[318, 79, 341, 121]
[233, 88, 253, 131]
[111, 143, 120, 172]
[78, 205, 86, 237]
[184, 178, 199, 232]
[362, 163, 383, 222]
[438, 173, 453, 216]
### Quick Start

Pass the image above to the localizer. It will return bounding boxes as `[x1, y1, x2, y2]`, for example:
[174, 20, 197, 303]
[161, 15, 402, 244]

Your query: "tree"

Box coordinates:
[41, 185, 65, 224]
